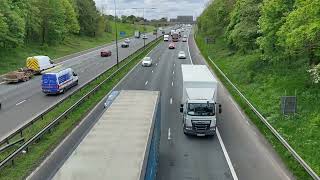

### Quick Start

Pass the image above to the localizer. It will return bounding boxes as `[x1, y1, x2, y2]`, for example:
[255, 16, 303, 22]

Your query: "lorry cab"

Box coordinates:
[180, 65, 222, 136]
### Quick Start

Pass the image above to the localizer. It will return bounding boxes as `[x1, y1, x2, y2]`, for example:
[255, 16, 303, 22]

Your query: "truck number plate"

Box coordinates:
[197, 134, 205, 137]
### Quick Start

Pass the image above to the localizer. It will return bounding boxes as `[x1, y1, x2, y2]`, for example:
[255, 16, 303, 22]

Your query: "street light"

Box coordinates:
[132, 8, 157, 49]
[113, 0, 119, 68]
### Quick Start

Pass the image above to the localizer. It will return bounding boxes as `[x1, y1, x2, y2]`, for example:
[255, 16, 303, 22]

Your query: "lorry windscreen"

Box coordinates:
[187, 103, 215, 116]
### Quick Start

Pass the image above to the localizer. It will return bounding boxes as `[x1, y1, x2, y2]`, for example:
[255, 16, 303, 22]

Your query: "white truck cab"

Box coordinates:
[180, 65, 222, 136]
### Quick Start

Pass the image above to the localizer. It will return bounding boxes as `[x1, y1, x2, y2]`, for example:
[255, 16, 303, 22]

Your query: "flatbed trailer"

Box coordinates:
[53, 90, 161, 180]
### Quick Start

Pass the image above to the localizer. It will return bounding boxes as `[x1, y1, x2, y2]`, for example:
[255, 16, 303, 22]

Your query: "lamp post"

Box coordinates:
[113, 0, 119, 68]
[132, 8, 156, 49]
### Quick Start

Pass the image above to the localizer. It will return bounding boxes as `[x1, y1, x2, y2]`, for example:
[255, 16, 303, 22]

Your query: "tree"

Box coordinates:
[226, 0, 262, 52]
[76, 0, 99, 37]
[277, 0, 320, 65]
[257, 0, 295, 61]
[62, 0, 80, 34]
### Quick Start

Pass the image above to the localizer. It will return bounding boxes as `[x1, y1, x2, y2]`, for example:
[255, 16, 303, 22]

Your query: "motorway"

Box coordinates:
[0, 31, 161, 140]
[28, 27, 294, 180]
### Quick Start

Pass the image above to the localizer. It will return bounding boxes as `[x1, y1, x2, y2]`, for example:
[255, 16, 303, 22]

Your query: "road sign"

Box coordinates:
[120, 31, 126, 37]
[281, 96, 297, 115]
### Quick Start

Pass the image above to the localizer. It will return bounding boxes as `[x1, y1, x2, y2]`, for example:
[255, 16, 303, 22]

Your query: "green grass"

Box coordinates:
[0, 22, 154, 75]
[0, 38, 161, 180]
[195, 32, 319, 179]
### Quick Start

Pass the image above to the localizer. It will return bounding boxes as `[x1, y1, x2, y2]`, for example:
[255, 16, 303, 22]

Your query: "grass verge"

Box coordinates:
[0, 22, 154, 75]
[195, 32, 318, 180]
[0, 37, 161, 180]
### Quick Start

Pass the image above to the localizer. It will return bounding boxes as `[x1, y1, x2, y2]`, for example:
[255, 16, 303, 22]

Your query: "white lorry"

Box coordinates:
[180, 65, 222, 136]
[134, 30, 140, 38]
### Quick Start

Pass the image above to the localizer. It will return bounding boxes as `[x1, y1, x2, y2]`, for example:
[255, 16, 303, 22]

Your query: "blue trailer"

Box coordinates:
[41, 68, 78, 94]
[53, 90, 161, 180]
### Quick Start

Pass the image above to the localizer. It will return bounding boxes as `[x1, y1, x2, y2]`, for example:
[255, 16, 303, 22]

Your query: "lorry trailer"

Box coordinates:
[53, 90, 161, 180]
[180, 65, 222, 136]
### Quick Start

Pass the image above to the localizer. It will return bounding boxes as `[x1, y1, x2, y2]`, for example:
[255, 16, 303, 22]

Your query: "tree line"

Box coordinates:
[0, 0, 114, 48]
[197, 0, 320, 66]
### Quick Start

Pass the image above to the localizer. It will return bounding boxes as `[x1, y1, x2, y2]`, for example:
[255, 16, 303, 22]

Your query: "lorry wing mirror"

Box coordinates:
[219, 104, 222, 114]
[180, 104, 184, 113]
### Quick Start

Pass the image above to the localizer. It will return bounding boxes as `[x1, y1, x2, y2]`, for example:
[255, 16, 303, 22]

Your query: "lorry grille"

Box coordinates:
[191, 120, 211, 132]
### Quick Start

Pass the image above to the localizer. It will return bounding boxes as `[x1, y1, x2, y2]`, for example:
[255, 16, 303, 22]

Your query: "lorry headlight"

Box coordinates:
[210, 127, 216, 131]
[185, 126, 192, 130]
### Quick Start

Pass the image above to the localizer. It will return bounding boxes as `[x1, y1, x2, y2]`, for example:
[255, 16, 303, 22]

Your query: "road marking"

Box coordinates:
[16, 100, 27, 106]
[170, 98, 173, 104]
[217, 128, 239, 180]
[228, 96, 246, 120]
[0, 82, 6, 85]
[145, 81, 148, 86]
[156, 63, 158, 66]
[172, 71, 175, 75]
[168, 128, 171, 140]
[187, 31, 194, 65]
[171, 81, 174, 87]
[174, 63, 175, 67]
[152, 70, 154, 73]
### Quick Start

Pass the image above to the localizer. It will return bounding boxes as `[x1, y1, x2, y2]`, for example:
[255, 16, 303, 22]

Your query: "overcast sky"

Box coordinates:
[94, 0, 211, 20]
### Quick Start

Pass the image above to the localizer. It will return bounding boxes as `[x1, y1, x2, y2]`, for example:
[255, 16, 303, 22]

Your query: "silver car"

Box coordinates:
[141, 57, 152, 66]
[178, 51, 186, 59]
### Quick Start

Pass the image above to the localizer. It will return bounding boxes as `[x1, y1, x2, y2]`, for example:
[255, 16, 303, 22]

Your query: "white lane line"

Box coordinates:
[217, 128, 239, 180]
[168, 128, 171, 140]
[171, 81, 174, 87]
[145, 81, 148, 86]
[172, 71, 175, 75]
[16, 100, 27, 106]
[156, 63, 158, 66]
[170, 98, 173, 104]
[187, 31, 193, 65]
[174, 63, 175, 67]
[152, 70, 154, 73]
[228, 96, 246, 120]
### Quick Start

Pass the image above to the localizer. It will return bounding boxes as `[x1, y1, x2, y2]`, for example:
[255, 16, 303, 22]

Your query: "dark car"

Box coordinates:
[121, 42, 129, 48]
[100, 50, 112, 57]
[169, 43, 176, 49]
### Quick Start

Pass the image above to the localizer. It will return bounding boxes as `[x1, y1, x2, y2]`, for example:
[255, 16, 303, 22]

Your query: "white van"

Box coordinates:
[164, 35, 169, 41]
[26, 56, 55, 73]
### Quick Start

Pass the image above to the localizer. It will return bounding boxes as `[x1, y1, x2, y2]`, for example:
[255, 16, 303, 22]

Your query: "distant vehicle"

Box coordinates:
[141, 57, 152, 67]
[100, 49, 112, 57]
[169, 43, 176, 49]
[182, 37, 187, 42]
[172, 33, 179, 42]
[104, 91, 120, 108]
[121, 42, 129, 48]
[42, 68, 78, 95]
[134, 30, 140, 38]
[180, 65, 222, 136]
[164, 35, 169, 41]
[3, 68, 34, 83]
[26, 56, 55, 74]
[124, 38, 130, 43]
[52, 90, 161, 180]
[178, 51, 186, 59]
[142, 34, 148, 39]
[170, 29, 175, 36]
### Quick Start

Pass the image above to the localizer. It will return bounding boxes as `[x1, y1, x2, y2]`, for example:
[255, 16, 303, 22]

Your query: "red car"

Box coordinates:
[169, 43, 176, 49]
[100, 50, 112, 57]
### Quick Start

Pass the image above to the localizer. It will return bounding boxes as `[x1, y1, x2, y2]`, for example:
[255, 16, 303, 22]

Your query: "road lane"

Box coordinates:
[0, 30, 165, 139]
[188, 27, 294, 180]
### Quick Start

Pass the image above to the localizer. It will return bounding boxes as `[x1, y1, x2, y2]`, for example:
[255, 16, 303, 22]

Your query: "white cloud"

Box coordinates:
[94, 0, 211, 20]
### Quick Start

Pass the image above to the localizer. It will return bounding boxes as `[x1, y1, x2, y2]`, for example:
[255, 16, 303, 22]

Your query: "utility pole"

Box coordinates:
[113, 0, 119, 68]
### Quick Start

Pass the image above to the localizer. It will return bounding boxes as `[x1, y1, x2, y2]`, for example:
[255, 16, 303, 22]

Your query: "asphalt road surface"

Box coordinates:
[28, 27, 294, 180]
[0, 30, 164, 140]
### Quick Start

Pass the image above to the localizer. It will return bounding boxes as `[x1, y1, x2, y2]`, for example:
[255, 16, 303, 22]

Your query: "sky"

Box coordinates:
[94, 0, 211, 20]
